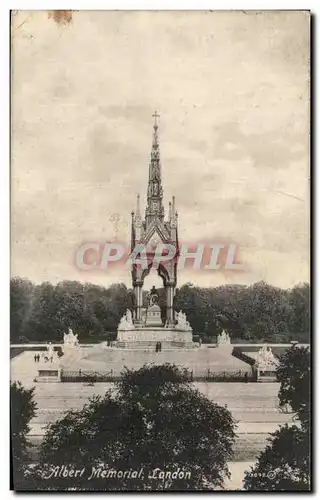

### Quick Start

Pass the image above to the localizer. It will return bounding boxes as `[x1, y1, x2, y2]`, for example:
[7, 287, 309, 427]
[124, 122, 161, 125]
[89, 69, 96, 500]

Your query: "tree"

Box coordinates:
[10, 278, 35, 342]
[34, 364, 236, 491]
[288, 284, 310, 342]
[11, 382, 37, 489]
[276, 345, 310, 429]
[174, 284, 211, 334]
[243, 346, 311, 491]
[238, 282, 292, 342]
[25, 282, 66, 342]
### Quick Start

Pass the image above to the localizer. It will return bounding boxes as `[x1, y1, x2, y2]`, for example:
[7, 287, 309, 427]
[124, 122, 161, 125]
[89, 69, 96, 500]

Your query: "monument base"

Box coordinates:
[35, 366, 61, 382]
[257, 368, 277, 382]
[143, 304, 163, 327]
[116, 327, 196, 349]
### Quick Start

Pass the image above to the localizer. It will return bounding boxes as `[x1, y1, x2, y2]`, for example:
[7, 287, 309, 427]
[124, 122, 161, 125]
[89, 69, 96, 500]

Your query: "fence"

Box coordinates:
[61, 368, 257, 383]
[61, 369, 116, 382]
[201, 369, 257, 382]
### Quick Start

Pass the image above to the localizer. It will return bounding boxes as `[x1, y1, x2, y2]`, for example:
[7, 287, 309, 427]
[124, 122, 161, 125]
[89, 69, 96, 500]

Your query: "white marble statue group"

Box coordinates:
[118, 309, 134, 330]
[176, 310, 192, 331]
[63, 327, 79, 347]
[255, 345, 279, 371]
[217, 330, 231, 346]
[41, 328, 79, 362]
[42, 342, 58, 363]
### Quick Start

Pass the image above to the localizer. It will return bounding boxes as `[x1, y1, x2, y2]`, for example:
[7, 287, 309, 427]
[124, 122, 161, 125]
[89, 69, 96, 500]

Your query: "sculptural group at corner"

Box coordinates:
[217, 330, 231, 346]
[118, 309, 134, 330]
[63, 327, 79, 347]
[176, 310, 192, 331]
[43, 341, 58, 362]
[255, 345, 279, 370]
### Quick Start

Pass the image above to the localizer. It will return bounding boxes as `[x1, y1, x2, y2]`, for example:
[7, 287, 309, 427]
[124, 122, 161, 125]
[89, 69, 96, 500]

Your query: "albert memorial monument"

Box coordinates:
[116, 113, 195, 349]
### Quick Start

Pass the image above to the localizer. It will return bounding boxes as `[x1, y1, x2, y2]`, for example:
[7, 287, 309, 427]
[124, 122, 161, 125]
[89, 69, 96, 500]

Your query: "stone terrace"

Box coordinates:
[64, 344, 251, 376]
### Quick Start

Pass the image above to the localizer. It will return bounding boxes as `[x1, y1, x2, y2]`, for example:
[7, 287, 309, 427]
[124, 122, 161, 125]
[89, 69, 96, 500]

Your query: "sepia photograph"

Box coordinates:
[10, 10, 311, 491]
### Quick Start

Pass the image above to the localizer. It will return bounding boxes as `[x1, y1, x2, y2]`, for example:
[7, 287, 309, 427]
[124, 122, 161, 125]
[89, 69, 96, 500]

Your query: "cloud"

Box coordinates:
[212, 121, 308, 168]
[11, 10, 310, 289]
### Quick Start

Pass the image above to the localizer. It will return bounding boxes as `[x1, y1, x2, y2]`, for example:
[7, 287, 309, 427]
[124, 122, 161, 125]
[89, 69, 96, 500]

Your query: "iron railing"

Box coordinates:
[60, 368, 257, 383]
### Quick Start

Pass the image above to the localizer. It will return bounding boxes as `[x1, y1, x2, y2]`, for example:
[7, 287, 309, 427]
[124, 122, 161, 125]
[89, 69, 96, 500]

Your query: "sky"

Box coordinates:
[11, 10, 310, 290]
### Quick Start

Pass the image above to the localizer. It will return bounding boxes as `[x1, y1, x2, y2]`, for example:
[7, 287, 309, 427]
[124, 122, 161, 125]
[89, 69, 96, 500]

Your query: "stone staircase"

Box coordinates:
[34, 376, 60, 383]
[115, 340, 197, 350]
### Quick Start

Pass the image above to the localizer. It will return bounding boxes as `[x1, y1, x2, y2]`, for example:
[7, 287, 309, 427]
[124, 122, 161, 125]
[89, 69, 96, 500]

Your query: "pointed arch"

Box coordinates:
[141, 262, 170, 287]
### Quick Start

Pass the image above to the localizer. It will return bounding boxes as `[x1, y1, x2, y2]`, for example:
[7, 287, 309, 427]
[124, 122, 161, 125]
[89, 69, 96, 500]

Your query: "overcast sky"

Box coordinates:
[11, 10, 310, 289]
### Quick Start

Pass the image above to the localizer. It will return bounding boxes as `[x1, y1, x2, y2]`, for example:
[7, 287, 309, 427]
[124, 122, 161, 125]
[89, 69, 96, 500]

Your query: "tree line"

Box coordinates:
[174, 281, 310, 343]
[10, 278, 310, 344]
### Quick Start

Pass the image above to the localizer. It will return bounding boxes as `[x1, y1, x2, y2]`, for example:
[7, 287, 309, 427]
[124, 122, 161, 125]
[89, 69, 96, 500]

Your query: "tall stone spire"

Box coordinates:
[145, 111, 164, 227]
[168, 200, 172, 222]
[130, 112, 179, 327]
[135, 194, 141, 220]
[135, 194, 142, 240]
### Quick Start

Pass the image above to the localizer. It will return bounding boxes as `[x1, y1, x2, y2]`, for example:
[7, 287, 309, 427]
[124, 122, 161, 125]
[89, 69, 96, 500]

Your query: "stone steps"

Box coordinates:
[115, 340, 197, 349]
[34, 376, 60, 383]
[80, 346, 251, 373]
[30, 383, 282, 417]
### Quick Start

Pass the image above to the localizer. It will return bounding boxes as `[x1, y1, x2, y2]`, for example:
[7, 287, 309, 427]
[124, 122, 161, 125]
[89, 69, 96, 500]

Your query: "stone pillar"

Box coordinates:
[133, 285, 138, 322]
[166, 284, 175, 326]
[134, 283, 143, 323]
[139, 285, 143, 321]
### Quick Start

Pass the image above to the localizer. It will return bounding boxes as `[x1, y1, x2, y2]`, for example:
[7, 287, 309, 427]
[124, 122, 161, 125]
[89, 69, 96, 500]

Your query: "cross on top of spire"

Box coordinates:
[152, 110, 160, 127]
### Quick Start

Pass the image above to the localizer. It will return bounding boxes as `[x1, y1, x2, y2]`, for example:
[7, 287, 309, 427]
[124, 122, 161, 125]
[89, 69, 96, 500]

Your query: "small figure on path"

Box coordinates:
[34, 354, 37, 363]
